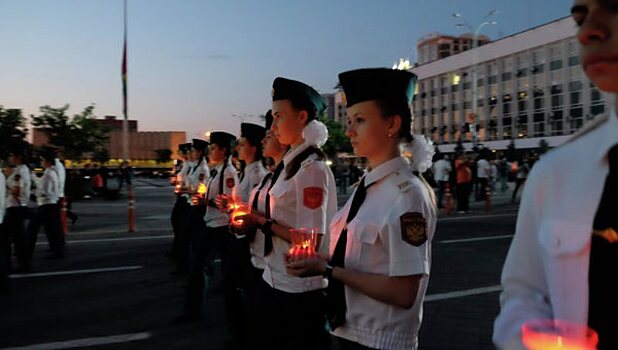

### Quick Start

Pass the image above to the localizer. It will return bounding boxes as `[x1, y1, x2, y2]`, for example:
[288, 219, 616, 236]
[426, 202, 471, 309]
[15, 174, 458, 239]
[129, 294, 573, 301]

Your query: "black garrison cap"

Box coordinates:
[338, 68, 417, 108]
[272, 77, 326, 115]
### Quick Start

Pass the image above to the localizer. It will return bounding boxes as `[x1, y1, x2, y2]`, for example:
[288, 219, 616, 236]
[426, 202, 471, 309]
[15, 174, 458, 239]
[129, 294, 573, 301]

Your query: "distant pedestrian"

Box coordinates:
[2, 144, 31, 273]
[511, 158, 530, 204]
[455, 153, 472, 213]
[476, 153, 491, 200]
[433, 154, 451, 209]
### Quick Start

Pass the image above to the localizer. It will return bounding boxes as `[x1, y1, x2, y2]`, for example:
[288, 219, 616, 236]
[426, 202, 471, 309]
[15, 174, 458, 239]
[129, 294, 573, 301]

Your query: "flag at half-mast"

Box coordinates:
[121, 29, 127, 119]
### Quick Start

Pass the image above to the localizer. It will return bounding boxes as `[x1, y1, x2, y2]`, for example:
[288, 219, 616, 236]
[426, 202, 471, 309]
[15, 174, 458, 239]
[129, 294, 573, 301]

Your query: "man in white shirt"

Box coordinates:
[476, 153, 491, 201]
[28, 149, 64, 262]
[3, 144, 31, 273]
[432, 154, 451, 209]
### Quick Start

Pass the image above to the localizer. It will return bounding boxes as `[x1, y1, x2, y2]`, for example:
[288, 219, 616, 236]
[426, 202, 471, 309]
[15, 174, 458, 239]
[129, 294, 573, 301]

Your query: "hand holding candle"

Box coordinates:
[521, 319, 598, 350]
[230, 202, 251, 227]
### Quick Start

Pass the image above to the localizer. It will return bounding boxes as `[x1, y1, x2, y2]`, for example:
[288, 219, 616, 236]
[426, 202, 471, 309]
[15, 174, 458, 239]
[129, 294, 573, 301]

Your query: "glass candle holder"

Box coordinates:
[230, 202, 250, 226]
[288, 227, 317, 259]
[521, 319, 598, 350]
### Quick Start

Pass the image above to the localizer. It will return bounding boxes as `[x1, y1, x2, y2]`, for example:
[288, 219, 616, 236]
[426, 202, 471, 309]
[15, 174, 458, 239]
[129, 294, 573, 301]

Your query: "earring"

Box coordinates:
[388, 133, 393, 138]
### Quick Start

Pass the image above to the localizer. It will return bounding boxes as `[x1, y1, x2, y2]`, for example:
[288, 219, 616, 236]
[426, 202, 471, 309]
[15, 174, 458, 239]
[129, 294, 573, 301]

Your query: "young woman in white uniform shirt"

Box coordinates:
[244, 77, 337, 350]
[494, 1, 618, 349]
[287, 68, 437, 350]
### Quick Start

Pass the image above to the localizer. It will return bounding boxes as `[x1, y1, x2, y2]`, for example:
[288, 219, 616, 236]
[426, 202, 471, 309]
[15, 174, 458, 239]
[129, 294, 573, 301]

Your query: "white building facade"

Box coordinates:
[410, 17, 612, 152]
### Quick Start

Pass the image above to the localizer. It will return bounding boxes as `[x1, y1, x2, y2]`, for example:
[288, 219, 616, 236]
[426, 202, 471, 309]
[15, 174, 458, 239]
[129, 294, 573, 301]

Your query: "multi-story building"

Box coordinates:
[410, 17, 612, 152]
[417, 32, 491, 65]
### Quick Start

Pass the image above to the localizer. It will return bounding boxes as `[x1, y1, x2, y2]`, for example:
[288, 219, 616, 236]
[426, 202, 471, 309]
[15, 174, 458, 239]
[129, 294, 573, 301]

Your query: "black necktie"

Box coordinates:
[263, 162, 285, 256]
[588, 145, 618, 349]
[327, 176, 371, 330]
[204, 169, 218, 207]
[252, 173, 273, 210]
[239, 170, 245, 183]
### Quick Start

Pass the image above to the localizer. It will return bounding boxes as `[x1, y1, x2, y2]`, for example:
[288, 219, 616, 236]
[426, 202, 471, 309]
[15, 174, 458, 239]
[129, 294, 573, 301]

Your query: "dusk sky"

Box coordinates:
[1, 0, 571, 140]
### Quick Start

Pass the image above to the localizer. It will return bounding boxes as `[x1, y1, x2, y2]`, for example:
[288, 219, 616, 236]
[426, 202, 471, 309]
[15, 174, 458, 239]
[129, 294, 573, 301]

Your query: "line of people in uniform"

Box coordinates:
[0, 145, 67, 292]
[167, 68, 437, 350]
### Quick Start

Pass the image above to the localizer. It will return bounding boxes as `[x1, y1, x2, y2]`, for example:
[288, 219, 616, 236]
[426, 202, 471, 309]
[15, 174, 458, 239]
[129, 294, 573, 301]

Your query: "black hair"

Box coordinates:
[375, 98, 413, 142]
[288, 97, 317, 122]
[284, 146, 325, 180]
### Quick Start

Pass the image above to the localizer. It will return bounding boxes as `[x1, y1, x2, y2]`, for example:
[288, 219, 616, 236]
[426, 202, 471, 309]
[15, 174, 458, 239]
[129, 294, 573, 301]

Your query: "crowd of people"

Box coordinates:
[3, 1, 617, 347]
[431, 151, 535, 213]
[167, 70, 436, 350]
[1, 145, 67, 293]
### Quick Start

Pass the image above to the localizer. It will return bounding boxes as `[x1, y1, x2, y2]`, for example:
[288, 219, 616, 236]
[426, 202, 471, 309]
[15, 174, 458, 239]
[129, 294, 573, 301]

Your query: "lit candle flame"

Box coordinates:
[197, 183, 207, 195]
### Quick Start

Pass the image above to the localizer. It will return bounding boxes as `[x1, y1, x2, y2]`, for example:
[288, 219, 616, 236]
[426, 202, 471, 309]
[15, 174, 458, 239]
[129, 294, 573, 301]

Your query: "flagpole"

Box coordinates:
[122, 0, 129, 161]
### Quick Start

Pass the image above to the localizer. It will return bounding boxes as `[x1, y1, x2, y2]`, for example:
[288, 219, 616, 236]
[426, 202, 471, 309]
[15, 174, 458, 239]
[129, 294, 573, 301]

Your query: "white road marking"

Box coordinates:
[425, 285, 502, 302]
[0, 332, 152, 350]
[438, 213, 517, 222]
[63, 227, 171, 236]
[438, 235, 514, 244]
[35, 235, 172, 246]
[10, 265, 143, 279]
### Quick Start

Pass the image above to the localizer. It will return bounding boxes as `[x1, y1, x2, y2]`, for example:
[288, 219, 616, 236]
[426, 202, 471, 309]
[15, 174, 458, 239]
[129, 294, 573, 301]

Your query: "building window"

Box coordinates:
[570, 106, 584, 132]
[550, 110, 563, 136]
[502, 72, 512, 81]
[569, 56, 579, 66]
[591, 104, 605, 116]
[532, 64, 544, 74]
[550, 60, 563, 71]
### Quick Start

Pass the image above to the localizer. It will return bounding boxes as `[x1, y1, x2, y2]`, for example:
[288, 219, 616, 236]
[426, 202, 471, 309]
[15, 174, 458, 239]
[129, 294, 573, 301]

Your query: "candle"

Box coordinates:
[288, 228, 317, 259]
[197, 183, 207, 195]
[522, 319, 598, 350]
[174, 183, 181, 194]
[230, 203, 250, 226]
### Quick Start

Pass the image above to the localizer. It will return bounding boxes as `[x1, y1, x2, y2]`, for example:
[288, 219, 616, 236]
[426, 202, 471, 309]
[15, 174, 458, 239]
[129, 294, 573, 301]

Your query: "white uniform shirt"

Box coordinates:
[0, 171, 6, 224]
[493, 110, 618, 350]
[235, 160, 267, 203]
[262, 143, 337, 293]
[185, 158, 210, 206]
[247, 172, 274, 270]
[204, 158, 238, 228]
[433, 159, 451, 182]
[477, 159, 491, 179]
[36, 167, 60, 206]
[329, 157, 436, 350]
[178, 160, 193, 201]
[54, 158, 66, 197]
[6, 164, 31, 208]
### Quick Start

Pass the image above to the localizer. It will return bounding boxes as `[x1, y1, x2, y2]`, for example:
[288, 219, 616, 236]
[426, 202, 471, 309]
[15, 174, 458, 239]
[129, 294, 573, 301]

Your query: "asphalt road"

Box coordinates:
[0, 178, 519, 349]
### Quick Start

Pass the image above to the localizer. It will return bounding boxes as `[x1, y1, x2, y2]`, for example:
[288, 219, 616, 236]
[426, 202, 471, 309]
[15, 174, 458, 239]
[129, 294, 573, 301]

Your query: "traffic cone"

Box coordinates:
[445, 184, 452, 215]
[128, 186, 136, 233]
[60, 197, 69, 235]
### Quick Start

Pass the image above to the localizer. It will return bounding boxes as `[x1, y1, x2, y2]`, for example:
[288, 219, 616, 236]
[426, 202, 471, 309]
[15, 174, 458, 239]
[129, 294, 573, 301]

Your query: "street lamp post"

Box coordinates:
[453, 10, 497, 148]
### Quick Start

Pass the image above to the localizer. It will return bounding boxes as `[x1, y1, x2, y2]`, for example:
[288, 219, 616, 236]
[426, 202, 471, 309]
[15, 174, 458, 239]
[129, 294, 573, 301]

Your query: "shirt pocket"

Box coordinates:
[269, 178, 292, 200]
[346, 218, 380, 268]
[539, 219, 590, 257]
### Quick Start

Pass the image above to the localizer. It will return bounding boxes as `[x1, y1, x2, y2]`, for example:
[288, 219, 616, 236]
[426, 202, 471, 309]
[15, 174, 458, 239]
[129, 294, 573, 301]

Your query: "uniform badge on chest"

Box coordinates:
[400, 212, 427, 246]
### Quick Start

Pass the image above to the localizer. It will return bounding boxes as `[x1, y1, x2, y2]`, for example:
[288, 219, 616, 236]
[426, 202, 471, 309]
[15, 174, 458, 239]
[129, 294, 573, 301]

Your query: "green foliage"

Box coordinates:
[0, 107, 28, 161]
[31, 104, 110, 161]
[318, 116, 351, 158]
[155, 148, 172, 163]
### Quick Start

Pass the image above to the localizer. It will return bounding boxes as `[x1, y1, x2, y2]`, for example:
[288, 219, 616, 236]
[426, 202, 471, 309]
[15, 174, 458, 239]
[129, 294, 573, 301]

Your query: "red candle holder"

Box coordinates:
[521, 319, 598, 350]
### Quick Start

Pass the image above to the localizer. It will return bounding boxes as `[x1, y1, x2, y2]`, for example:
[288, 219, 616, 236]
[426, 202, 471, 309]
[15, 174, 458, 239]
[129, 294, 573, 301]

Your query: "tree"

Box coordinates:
[0, 107, 28, 160]
[319, 116, 351, 158]
[31, 104, 110, 161]
[155, 149, 172, 164]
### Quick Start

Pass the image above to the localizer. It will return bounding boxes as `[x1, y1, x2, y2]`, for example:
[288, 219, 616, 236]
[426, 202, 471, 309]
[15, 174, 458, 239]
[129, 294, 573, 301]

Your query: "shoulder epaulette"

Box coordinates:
[565, 113, 609, 144]
[388, 169, 414, 193]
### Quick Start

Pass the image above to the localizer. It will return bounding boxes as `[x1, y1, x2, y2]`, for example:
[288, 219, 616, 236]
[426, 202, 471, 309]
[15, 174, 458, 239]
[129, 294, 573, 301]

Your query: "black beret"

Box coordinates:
[264, 110, 273, 130]
[178, 143, 192, 153]
[272, 77, 326, 115]
[209, 131, 236, 149]
[39, 148, 56, 162]
[9, 142, 28, 158]
[241, 123, 266, 146]
[191, 139, 209, 152]
[338, 68, 417, 108]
